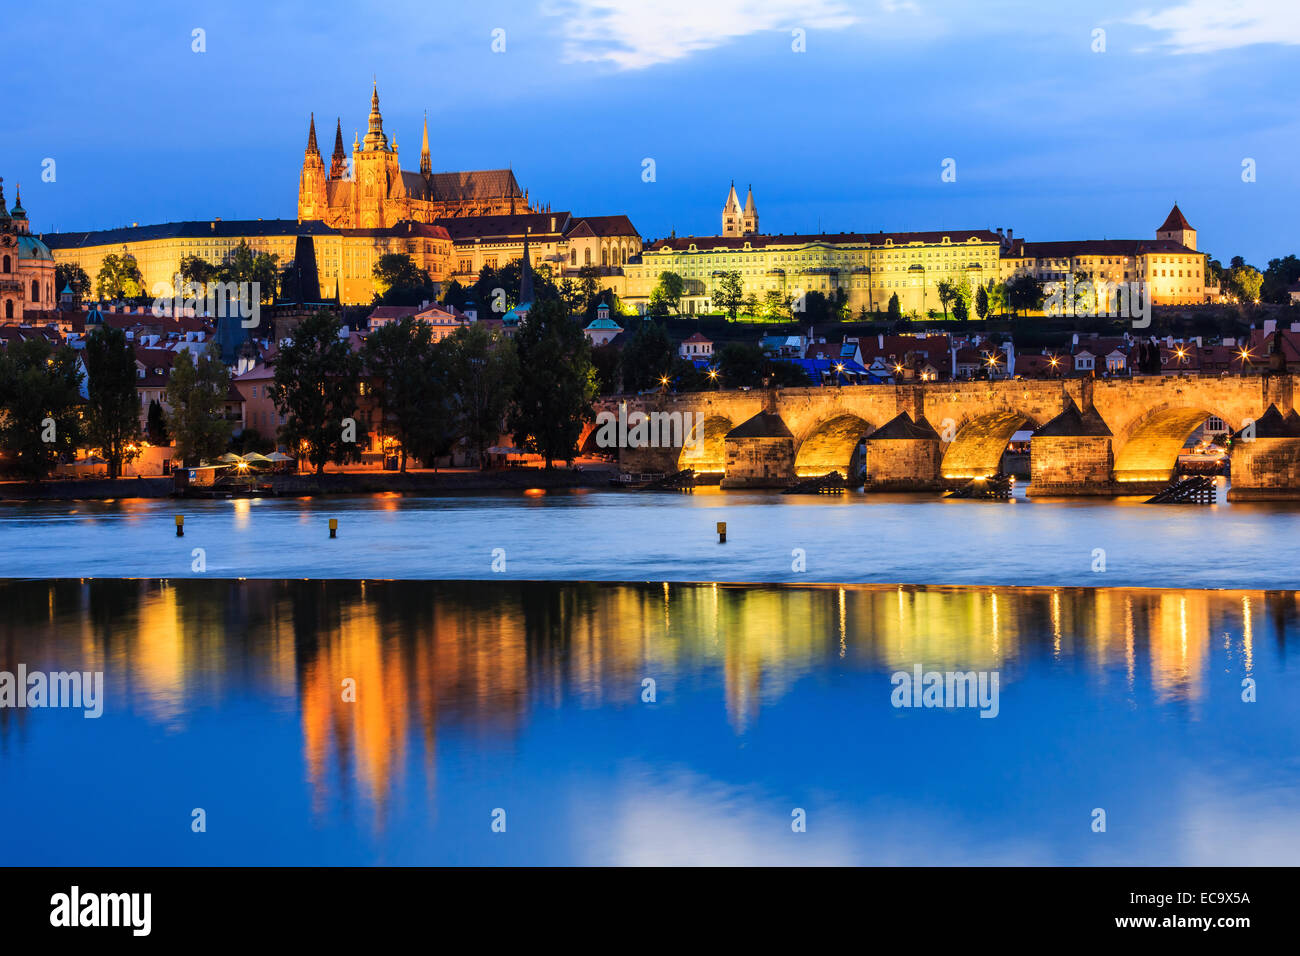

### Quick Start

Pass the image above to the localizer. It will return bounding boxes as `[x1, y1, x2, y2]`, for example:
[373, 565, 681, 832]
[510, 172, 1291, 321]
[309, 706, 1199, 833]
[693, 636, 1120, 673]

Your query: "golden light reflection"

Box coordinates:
[12, 580, 1285, 825]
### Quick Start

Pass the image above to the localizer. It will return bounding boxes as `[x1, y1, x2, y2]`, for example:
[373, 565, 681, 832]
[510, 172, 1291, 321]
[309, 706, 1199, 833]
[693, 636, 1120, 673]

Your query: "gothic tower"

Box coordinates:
[350, 82, 403, 228]
[1156, 203, 1196, 250]
[329, 118, 348, 180]
[742, 185, 758, 236]
[297, 113, 328, 222]
[419, 111, 433, 201]
[722, 181, 742, 237]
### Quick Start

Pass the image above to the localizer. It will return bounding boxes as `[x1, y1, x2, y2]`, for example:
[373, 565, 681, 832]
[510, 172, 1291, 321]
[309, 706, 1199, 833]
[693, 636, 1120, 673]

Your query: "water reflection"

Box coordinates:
[1, 579, 1297, 864]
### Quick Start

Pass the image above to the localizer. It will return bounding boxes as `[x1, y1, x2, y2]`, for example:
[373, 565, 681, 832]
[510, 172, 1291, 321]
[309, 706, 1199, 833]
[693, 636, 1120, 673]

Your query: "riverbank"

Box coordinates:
[0, 468, 615, 502]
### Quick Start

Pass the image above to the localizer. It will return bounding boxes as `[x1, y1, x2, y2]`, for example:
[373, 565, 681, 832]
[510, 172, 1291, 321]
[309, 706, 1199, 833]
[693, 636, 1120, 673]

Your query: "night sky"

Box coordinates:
[5, 0, 1298, 265]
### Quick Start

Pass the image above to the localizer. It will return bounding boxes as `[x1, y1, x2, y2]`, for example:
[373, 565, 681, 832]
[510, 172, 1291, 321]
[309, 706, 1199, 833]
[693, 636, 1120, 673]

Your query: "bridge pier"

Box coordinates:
[1226, 405, 1300, 500]
[863, 413, 943, 491]
[1027, 399, 1116, 497]
[719, 410, 797, 488]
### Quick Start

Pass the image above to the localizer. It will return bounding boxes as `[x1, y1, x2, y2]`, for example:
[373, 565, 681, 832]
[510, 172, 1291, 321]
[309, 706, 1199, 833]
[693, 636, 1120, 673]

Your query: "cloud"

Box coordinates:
[1128, 0, 1300, 54]
[541, 0, 861, 70]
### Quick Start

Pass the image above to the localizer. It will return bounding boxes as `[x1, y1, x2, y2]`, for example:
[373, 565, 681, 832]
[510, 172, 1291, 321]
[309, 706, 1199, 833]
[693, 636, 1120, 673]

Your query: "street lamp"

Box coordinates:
[834, 362, 845, 387]
[707, 368, 719, 390]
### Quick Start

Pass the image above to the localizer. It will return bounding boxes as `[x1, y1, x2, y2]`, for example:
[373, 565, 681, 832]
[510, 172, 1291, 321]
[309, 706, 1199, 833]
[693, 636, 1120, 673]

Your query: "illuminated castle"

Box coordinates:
[297, 83, 537, 228]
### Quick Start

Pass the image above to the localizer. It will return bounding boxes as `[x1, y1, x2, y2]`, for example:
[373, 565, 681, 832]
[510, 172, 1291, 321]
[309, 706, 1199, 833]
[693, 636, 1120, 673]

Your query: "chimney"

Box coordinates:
[1007, 228, 1013, 242]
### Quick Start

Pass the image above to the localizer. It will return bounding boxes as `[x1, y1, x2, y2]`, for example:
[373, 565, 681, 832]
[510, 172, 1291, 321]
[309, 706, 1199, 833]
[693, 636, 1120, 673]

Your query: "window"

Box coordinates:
[1, 255, 8, 273]
[31, 281, 39, 302]
[3, 301, 10, 318]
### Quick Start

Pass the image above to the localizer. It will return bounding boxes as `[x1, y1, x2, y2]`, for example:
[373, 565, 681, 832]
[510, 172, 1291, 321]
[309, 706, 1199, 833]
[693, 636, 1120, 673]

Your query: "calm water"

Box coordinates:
[0, 578, 1296, 866]
[1, 486, 1298, 588]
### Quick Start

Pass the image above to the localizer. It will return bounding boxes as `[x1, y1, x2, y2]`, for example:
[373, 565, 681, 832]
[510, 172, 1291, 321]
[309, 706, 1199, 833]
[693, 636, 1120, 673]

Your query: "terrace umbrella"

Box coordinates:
[241, 452, 273, 464]
[265, 452, 294, 462]
[217, 453, 244, 463]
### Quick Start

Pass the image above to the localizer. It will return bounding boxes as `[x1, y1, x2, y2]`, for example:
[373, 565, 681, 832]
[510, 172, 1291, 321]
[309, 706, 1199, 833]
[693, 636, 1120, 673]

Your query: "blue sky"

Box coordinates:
[4, 0, 1298, 265]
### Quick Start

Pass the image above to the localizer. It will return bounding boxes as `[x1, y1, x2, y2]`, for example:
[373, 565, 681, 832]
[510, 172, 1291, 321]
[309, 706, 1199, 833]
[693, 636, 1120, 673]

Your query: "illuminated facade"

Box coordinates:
[625, 229, 1003, 315]
[298, 84, 535, 228]
[1000, 204, 1208, 306]
[0, 179, 56, 323]
[42, 219, 452, 307]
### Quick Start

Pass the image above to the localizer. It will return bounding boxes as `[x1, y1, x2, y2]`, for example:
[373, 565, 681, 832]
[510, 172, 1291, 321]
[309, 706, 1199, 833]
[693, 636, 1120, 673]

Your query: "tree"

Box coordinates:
[652, 271, 685, 314]
[178, 255, 217, 288]
[887, 293, 902, 323]
[985, 281, 1007, 318]
[952, 295, 969, 322]
[55, 263, 91, 302]
[763, 289, 790, 320]
[372, 253, 435, 307]
[95, 253, 145, 301]
[936, 280, 956, 320]
[508, 299, 598, 468]
[445, 322, 519, 468]
[269, 311, 364, 475]
[217, 240, 279, 302]
[363, 317, 451, 472]
[166, 345, 233, 466]
[975, 284, 990, 320]
[1005, 275, 1043, 316]
[1226, 262, 1263, 303]
[146, 399, 169, 445]
[1262, 255, 1300, 304]
[82, 325, 142, 478]
[0, 338, 83, 478]
[619, 320, 674, 393]
[713, 271, 744, 320]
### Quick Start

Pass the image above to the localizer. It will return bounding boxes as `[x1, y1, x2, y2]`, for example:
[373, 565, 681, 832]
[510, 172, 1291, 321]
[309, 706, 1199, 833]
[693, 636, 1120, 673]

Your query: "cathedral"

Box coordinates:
[298, 83, 539, 228]
[0, 178, 56, 324]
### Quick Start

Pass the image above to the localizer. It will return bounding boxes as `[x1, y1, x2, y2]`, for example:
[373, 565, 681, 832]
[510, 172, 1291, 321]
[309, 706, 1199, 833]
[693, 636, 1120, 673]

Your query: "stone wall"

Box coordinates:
[1028, 436, 1115, 496]
[864, 439, 941, 491]
[721, 437, 795, 488]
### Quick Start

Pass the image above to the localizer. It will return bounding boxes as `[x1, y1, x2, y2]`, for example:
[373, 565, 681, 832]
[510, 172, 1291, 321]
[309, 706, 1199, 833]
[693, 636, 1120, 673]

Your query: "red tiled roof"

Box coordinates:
[1157, 203, 1194, 233]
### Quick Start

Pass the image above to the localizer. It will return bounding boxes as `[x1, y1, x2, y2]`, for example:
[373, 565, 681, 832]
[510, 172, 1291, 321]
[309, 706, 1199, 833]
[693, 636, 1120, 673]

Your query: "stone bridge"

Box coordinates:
[587, 374, 1300, 499]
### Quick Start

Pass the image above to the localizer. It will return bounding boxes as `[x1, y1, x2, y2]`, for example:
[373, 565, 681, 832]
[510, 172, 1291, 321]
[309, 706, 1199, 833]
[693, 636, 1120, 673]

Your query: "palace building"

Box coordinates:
[0, 178, 56, 323]
[622, 187, 1209, 315]
[1000, 204, 1207, 306]
[298, 84, 536, 227]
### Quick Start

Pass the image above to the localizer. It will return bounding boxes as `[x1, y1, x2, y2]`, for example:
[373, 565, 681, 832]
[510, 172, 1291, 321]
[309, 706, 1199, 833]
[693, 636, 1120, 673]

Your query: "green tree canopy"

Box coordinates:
[619, 319, 675, 393]
[713, 271, 744, 320]
[95, 253, 145, 301]
[165, 345, 233, 467]
[0, 338, 83, 478]
[445, 322, 519, 467]
[55, 262, 91, 301]
[269, 312, 364, 475]
[363, 316, 452, 471]
[372, 253, 435, 307]
[507, 300, 598, 468]
[83, 325, 142, 478]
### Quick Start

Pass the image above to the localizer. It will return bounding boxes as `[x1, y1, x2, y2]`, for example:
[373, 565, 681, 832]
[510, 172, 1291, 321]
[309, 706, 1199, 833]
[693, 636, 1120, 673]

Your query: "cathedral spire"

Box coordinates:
[420, 111, 431, 176]
[364, 80, 388, 151]
[306, 113, 320, 154]
[330, 118, 348, 179]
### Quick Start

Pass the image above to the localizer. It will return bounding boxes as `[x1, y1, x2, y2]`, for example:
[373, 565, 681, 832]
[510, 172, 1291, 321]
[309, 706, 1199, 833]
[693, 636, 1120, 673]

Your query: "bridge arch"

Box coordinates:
[678, 415, 734, 474]
[941, 408, 1042, 481]
[1111, 403, 1237, 484]
[793, 413, 877, 477]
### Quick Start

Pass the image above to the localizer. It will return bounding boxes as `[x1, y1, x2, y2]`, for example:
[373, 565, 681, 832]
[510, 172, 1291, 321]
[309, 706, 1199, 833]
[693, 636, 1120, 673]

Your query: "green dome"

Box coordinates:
[16, 235, 53, 262]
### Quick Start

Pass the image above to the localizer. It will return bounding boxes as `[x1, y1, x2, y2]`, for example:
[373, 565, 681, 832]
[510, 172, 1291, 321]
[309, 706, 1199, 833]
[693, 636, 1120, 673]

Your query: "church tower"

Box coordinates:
[1156, 203, 1196, 250]
[297, 113, 328, 222]
[350, 82, 403, 228]
[722, 181, 742, 237]
[742, 185, 758, 236]
[419, 111, 433, 201]
[329, 118, 348, 180]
